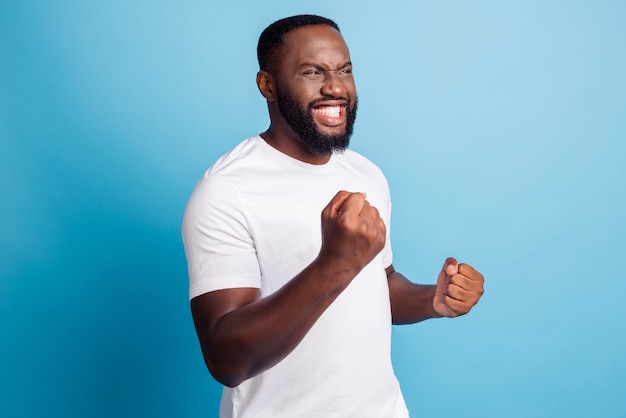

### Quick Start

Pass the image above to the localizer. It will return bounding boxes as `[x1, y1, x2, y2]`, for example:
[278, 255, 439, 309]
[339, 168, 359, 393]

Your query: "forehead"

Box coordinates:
[280, 25, 351, 66]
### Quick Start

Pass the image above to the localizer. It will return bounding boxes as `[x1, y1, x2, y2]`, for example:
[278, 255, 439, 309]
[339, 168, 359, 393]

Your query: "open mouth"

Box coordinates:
[312, 104, 346, 126]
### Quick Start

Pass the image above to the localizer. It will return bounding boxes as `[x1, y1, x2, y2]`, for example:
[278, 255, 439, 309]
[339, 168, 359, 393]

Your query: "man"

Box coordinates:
[182, 14, 484, 418]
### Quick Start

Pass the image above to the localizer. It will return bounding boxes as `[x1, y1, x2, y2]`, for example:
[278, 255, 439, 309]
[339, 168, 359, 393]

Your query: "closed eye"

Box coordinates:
[297, 64, 354, 81]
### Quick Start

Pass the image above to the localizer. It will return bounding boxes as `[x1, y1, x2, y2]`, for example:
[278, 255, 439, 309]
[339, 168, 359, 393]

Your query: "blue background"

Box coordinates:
[2, 1, 624, 417]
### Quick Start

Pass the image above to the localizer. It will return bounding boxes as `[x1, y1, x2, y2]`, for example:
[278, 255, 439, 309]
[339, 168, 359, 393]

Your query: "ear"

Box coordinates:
[256, 70, 276, 101]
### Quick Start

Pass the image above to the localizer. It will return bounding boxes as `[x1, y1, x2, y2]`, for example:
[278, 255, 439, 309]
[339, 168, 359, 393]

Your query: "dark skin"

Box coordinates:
[191, 25, 484, 388]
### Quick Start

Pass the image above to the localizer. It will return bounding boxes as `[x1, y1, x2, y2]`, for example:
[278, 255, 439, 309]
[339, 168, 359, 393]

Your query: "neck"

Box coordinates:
[260, 125, 332, 165]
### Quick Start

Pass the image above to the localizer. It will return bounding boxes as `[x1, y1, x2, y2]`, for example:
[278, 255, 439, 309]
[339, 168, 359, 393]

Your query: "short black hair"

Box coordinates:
[257, 14, 340, 71]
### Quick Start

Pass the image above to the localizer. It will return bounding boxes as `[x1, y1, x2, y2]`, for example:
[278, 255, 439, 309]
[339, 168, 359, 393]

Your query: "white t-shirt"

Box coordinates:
[182, 136, 409, 418]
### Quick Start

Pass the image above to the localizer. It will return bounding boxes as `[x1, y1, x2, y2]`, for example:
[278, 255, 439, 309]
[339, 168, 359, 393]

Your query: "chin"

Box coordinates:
[318, 125, 346, 136]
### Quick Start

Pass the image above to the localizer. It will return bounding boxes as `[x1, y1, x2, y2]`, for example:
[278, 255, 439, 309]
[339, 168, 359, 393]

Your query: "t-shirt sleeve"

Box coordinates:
[182, 174, 261, 300]
[381, 178, 393, 270]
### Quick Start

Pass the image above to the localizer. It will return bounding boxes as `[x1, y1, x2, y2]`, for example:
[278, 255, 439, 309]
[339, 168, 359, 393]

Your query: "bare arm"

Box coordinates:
[191, 191, 386, 387]
[386, 258, 484, 325]
[386, 265, 441, 325]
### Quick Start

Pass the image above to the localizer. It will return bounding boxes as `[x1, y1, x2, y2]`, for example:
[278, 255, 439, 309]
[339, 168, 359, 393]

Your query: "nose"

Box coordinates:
[320, 71, 349, 98]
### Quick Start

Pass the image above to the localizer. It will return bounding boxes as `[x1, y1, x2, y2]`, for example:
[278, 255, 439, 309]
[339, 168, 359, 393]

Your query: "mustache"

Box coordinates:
[307, 96, 350, 108]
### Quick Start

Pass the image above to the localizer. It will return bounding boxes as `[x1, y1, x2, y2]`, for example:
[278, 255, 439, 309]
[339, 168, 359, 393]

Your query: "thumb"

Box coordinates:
[442, 257, 459, 276]
[434, 257, 458, 318]
[324, 190, 352, 218]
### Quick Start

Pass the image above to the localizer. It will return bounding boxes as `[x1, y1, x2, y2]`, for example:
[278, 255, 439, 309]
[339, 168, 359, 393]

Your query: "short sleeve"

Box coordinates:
[182, 175, 261, 299]
[380, 179, 393, 269]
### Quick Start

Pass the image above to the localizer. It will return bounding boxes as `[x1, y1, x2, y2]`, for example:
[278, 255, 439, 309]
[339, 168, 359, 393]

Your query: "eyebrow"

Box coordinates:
[298, 61, 352, 70]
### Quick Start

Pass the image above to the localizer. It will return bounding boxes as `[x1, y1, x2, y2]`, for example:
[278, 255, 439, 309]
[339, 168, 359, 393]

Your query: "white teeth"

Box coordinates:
[314, 106, 341, 117]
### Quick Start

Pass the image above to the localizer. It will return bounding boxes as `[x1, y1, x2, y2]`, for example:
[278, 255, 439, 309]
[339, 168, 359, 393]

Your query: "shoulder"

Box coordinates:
[206, 136, 265, 178]
[189, 136, 270, 195]
[184, 137, 264, 220]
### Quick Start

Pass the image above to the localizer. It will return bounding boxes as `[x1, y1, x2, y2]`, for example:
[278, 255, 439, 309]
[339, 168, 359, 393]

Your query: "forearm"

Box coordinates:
[193, 191, 386, 387]
[387, 269, 442, 325]
[193, 257, 356, 387]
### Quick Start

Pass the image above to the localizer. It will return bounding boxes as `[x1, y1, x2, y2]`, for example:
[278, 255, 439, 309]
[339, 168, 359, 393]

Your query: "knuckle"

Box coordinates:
[337, 218, 354, 232]
[379, 220, 386, 236]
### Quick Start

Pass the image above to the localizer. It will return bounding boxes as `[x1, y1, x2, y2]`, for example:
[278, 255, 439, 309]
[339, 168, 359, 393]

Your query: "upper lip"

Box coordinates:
[311, 98, 348, 108]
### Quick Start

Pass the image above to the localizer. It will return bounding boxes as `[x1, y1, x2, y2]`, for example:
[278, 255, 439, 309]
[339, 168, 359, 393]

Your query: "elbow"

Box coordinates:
[196, 326, 250, 387]
[215, 375, 245, 388]
[205, 357, 249, 388]
[201, 339, 255, 388]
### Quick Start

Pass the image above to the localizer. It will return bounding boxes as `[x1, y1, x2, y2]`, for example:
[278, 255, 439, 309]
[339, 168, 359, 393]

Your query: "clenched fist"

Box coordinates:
[433, 257, 484, 317]
[318, 191, 386, 277]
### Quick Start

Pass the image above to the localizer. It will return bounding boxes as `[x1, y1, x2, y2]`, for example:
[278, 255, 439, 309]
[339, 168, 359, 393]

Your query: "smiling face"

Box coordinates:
[268, 24, 358, 157]
[275, 80, 358, 157]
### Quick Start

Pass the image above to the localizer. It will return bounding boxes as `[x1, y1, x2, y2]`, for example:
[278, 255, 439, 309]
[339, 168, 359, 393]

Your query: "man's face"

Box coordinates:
[273, 25, 358, 155]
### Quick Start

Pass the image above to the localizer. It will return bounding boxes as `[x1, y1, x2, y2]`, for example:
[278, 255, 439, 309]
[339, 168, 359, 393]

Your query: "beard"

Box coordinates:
[276, 87, 358, 156]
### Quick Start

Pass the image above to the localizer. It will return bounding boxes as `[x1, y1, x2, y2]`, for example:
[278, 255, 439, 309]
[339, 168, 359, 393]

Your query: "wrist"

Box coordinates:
[430, 285, 448, 318]
[312, 253, 360, 291]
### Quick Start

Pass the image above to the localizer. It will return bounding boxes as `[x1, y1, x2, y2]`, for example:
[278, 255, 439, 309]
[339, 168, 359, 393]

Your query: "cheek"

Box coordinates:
[283, 81, 319, 104]
[302, 84, 325, 102]
[345, 79, 357, 97]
